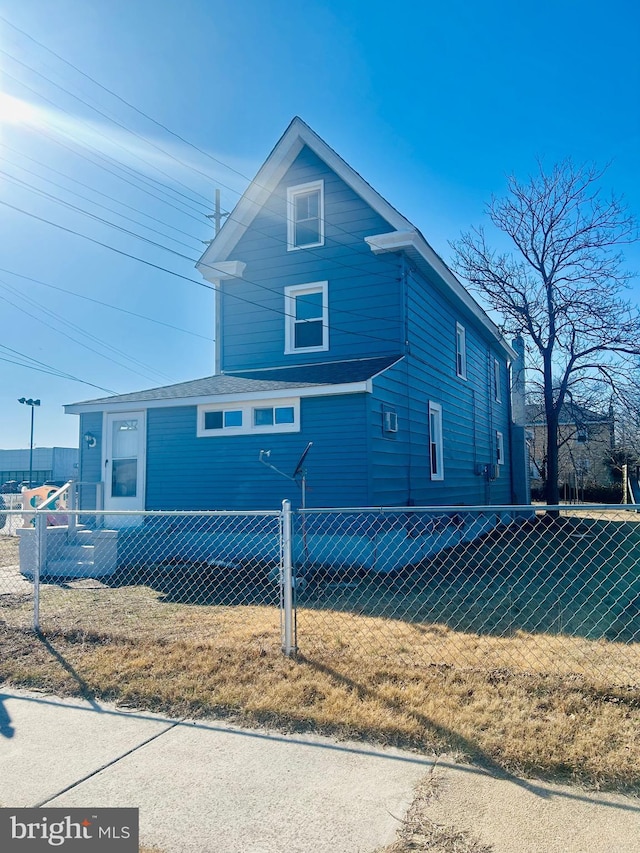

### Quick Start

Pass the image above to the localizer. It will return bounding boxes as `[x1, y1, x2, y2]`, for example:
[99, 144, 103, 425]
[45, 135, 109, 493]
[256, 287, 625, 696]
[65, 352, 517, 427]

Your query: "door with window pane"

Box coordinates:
[104, 411, 146, 524]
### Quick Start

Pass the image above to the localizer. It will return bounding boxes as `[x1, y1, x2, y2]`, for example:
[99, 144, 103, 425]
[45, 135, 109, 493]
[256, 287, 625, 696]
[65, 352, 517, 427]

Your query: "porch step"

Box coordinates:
[45, 558, 102, 578]
[18, 525, 119, 579]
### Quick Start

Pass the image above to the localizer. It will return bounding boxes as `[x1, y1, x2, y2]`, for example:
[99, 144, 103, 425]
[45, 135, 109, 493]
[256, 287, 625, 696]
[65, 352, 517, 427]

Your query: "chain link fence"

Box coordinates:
[1, 502, 639, 686]
[293, 505, 640, 685]
[0, 509, 283, 644]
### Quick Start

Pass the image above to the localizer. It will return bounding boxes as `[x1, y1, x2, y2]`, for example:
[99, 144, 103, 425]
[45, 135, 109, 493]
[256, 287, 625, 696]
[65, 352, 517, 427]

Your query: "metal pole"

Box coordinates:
[29, 404, 34, 488]
[34, 511, 45, 631]
[281, 499, 296, 657]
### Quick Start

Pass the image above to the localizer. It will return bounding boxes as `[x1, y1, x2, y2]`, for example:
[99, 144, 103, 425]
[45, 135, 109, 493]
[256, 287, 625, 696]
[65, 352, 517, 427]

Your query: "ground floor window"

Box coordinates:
[428, 402, 444, 481]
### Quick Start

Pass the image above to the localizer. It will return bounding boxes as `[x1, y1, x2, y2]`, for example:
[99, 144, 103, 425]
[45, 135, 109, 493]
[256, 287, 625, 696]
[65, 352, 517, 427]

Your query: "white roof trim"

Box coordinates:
[365, 231, 516, 359]
[64, 380, 372, 415]
[196, 117, 412, 271]
[199, 260, 246, 284]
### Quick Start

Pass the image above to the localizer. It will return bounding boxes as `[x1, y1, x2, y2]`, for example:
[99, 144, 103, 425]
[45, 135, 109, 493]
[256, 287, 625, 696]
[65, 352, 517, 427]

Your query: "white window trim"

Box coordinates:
[494, 358, 502, 402]
[456, 322, 467, 379]
[284, 281, 329, 354]
[197, 398, 300, 437]
[287, 180, 325, 251]
[428, 401, 444, 481]
[496, 430, 504, 465]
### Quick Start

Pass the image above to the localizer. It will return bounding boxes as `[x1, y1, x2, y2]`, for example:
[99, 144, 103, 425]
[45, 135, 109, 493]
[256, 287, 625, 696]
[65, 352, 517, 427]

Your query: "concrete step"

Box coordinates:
[44, 558, 96, 578]
[50, 544, 96, 561]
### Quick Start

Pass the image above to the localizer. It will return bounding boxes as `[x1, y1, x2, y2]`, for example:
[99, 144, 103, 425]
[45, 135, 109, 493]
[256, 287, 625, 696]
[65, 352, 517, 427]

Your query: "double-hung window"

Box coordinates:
[456, 323, 467, 379]
[428, 402, 444, 481]
[285, 282, 328, 353]
[287, 180, 324, 250]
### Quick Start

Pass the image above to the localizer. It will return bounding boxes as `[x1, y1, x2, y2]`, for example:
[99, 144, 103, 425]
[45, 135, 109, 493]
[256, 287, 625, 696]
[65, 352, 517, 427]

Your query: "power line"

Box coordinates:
[0, 280, 175, 384]
[0, 266, 214, 342]
[1, 68, 212, 223]
[0, 344, 119, 393]
[0, 155, 202, 252]
[0, 141, 205, 243]
[0, 46, 216, 209]
[0, 168, 204, 262]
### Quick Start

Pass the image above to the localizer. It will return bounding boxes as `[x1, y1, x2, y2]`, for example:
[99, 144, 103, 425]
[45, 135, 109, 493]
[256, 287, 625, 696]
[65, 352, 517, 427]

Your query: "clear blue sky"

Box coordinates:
[1, 0, 638, 450]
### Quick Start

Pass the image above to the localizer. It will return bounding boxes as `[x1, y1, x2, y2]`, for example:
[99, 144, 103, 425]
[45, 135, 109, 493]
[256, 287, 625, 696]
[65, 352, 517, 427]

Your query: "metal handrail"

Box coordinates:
[36, 480, 74, 512]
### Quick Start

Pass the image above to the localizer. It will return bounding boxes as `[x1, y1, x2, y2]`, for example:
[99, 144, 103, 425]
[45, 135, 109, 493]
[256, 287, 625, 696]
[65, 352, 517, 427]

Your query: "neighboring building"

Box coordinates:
[65, 117, 528, 514]
[526, 402, 615, 494]
[0, 447, 79, 488]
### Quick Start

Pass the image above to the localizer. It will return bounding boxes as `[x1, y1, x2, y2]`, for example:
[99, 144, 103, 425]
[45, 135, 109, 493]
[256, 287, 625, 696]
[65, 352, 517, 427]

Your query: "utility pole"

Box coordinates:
[205, 189, 228, 238]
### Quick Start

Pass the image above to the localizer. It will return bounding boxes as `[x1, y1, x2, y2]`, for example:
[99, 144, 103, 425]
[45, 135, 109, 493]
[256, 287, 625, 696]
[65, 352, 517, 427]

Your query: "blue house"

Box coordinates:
[65, 118, 528, 516]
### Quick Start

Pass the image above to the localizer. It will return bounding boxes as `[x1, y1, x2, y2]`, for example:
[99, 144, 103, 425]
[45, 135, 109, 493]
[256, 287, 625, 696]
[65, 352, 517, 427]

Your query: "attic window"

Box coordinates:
[287, 180, 324, 250]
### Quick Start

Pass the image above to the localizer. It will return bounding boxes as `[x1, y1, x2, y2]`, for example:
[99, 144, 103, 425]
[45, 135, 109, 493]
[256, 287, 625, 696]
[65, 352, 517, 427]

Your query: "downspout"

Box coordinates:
[401, 257, 412, 505]
[214, 279, 222, 374]
[486, 348, 493, 504]
[507, 358, 515, 503]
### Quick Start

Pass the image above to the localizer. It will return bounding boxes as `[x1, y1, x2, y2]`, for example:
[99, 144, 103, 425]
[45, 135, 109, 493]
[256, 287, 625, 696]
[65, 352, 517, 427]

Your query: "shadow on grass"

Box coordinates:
[299, 655, 598, 798]
[105, 560, 281, 607]
[36, 631, 102, 710]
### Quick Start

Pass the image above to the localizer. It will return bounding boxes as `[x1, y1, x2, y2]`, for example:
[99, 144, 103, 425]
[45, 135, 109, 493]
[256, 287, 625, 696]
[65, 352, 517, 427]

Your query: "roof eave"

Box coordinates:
[366, 231, 516, 359]
[64, 380, 372, 415]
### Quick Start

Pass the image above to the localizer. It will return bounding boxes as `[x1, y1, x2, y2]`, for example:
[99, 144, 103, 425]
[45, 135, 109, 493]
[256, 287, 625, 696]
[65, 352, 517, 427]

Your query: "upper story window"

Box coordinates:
[284, 282, 329, 354]
[456, 323, 467, 379]
[198, 398, 300, 437]
[428, 401, 444, 481]
[287, 180, 324, 250]
[493, 358, 501, 402]
[576, 426, 588, 443]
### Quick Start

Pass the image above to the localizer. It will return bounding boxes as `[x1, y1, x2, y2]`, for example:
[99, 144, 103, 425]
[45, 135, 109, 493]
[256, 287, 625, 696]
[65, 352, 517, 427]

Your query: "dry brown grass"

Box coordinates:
[0, 578, 639, 795]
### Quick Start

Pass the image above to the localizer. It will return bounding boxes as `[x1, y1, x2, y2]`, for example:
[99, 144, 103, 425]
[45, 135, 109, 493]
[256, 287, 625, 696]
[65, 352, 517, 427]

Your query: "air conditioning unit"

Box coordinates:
[383, 410, 398, 433]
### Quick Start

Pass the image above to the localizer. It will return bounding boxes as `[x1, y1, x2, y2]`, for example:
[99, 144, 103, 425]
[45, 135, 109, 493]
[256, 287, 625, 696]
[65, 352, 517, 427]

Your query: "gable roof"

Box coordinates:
[196, 117, 413, 273]
[65, 356, 401, 413]
[526, 402, 613, 426]
[195, 117, 515, 359]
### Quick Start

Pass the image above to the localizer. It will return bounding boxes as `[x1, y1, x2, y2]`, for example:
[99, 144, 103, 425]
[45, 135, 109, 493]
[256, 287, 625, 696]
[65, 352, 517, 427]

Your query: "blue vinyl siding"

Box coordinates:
[78, 412, 103, 510]
[145, 394, 370, 511]
[404, 268, 512, 504]
[79, 412, 103, 484]
[221, 145, 404, 371]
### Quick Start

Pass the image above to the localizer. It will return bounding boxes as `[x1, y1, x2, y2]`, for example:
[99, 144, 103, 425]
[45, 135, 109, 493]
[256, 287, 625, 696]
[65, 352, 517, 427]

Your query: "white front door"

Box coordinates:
[104, 412, 146, 526]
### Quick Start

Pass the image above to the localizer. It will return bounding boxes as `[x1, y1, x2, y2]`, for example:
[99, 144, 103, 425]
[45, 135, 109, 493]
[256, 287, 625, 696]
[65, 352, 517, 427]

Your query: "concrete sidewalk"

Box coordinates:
[0, 687, 638, 853]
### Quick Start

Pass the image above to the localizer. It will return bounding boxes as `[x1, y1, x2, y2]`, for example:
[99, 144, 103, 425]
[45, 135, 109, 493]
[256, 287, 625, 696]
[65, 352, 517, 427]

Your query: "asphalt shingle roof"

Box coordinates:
[69, 356, 401, 406]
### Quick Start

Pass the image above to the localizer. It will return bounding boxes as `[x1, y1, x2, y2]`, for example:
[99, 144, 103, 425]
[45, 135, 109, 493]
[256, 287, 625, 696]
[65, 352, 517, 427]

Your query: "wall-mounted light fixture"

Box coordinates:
[83, 432, 97, 449]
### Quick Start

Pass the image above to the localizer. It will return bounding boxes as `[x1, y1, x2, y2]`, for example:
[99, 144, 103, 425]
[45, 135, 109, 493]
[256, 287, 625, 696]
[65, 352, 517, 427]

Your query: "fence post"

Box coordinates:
[281, 499, 296, 657]
[68, 481, 77, 537]
[34, 511, 46, 631]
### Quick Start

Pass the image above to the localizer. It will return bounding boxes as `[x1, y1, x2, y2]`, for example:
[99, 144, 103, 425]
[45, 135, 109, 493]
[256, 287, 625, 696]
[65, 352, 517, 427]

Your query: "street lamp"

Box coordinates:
[18, 398, 41, 488]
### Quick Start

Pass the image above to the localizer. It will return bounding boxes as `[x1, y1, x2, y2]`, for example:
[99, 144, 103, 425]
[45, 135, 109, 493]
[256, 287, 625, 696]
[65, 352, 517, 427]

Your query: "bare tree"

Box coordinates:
[452, 160, 639, 504]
